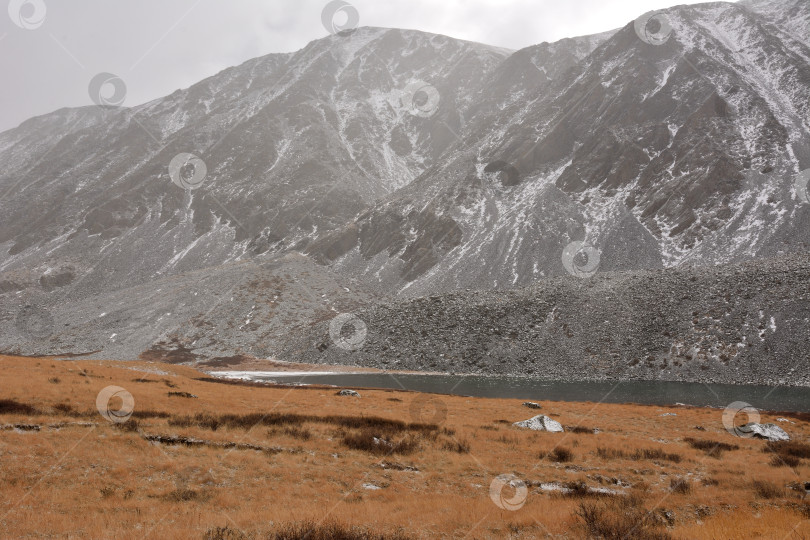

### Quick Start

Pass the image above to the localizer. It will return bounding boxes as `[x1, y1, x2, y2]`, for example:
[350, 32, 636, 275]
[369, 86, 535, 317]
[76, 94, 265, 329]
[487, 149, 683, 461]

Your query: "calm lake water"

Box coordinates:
[218, 372, 810, 412]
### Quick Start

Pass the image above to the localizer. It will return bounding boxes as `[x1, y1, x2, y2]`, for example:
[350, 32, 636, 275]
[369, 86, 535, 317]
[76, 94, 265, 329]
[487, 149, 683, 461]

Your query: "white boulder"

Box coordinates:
[513, 415, 564, 432]
[737, 423, 790, 441]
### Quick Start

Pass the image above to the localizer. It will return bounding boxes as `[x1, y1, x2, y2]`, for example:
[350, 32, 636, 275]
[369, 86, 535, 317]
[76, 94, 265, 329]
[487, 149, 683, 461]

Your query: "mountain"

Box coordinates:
[1, 1, 809, 382]
[0, 27, 508, 266]
[308, 0, 810, 296]
[0, 27, 509, 358]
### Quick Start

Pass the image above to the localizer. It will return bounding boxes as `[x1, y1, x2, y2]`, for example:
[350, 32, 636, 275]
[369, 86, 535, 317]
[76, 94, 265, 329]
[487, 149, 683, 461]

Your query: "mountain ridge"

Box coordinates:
[307, 0, 810, 296]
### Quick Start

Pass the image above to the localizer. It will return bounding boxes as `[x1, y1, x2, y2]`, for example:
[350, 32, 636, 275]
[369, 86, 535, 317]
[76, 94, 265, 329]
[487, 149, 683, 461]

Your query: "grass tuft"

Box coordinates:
[341, 430, 419, 456]
[441, 438, 470, 453]
[269, 520, 412, 539]
[597, 447, 681, 463]
[764, 441, 810, 460]
[683, 437, 738, 457]
[0, 399, 40, 415]
[113, 419, 140, 432]
[169, 412, 438, 435]
[566, 425, 595, 434]
[576, 494, 672, 539]
[282, 427, 312, 441]
[544, 447, 574, 463]
[752, 480, 783, 500]
[670, 478, 691, 494]
[769, 455, 800, 468]
[561, 481, 614, 499]
[163, 488, 211, 502]
[203, 526, 249, 540]
[131, 410, 171, 419]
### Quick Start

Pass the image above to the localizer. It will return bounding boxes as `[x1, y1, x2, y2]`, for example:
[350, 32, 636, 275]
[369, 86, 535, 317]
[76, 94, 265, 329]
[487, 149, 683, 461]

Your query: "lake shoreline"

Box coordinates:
[209, 370, 810, 413]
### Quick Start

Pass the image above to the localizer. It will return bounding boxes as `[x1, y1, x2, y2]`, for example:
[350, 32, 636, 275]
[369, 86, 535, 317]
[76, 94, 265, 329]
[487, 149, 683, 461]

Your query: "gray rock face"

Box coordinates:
[523, 402, 542, 409]
[0, 28, 509, 360]
[0, 251, 381, 361]
[310, 1, 810, 295]
[337, 389, 361, 397]
[282, 253, 810, 386]
[513, 415, 564, 432]
[737, 422, 790, 441]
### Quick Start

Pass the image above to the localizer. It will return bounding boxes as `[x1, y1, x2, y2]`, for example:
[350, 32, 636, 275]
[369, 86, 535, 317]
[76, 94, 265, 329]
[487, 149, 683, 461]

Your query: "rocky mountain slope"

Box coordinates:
[283, 253, 810, 386]
[309, 0, 810, 296]
[0, 27, 509, 281]
[1, 0, 809, 381]
[0, 28, 509, 358]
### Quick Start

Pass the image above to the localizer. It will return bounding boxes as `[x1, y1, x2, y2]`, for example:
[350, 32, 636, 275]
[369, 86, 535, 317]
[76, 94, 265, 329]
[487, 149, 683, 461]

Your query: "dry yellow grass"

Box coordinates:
[0, 355, 808, 539]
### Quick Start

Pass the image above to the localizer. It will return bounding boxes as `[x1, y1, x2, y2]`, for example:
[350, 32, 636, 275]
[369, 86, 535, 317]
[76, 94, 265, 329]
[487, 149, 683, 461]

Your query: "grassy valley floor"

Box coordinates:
[0, 355, 808, 539]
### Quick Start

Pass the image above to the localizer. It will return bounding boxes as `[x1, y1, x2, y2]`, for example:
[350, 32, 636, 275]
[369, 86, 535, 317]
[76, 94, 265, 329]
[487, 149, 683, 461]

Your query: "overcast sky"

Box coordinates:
[0, 0, 714, 132]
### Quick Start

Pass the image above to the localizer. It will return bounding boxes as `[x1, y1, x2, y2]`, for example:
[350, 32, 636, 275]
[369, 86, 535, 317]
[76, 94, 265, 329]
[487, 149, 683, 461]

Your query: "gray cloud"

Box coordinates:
[0, 0, 711, 132]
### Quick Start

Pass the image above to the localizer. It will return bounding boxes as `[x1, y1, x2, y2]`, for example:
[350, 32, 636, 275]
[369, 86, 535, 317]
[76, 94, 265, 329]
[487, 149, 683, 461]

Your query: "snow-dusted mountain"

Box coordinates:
[309, 0, 810, 296]
[0, 27, 508, 272]
[0, 27, 511, 358]
[1, 0, 809, 373]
